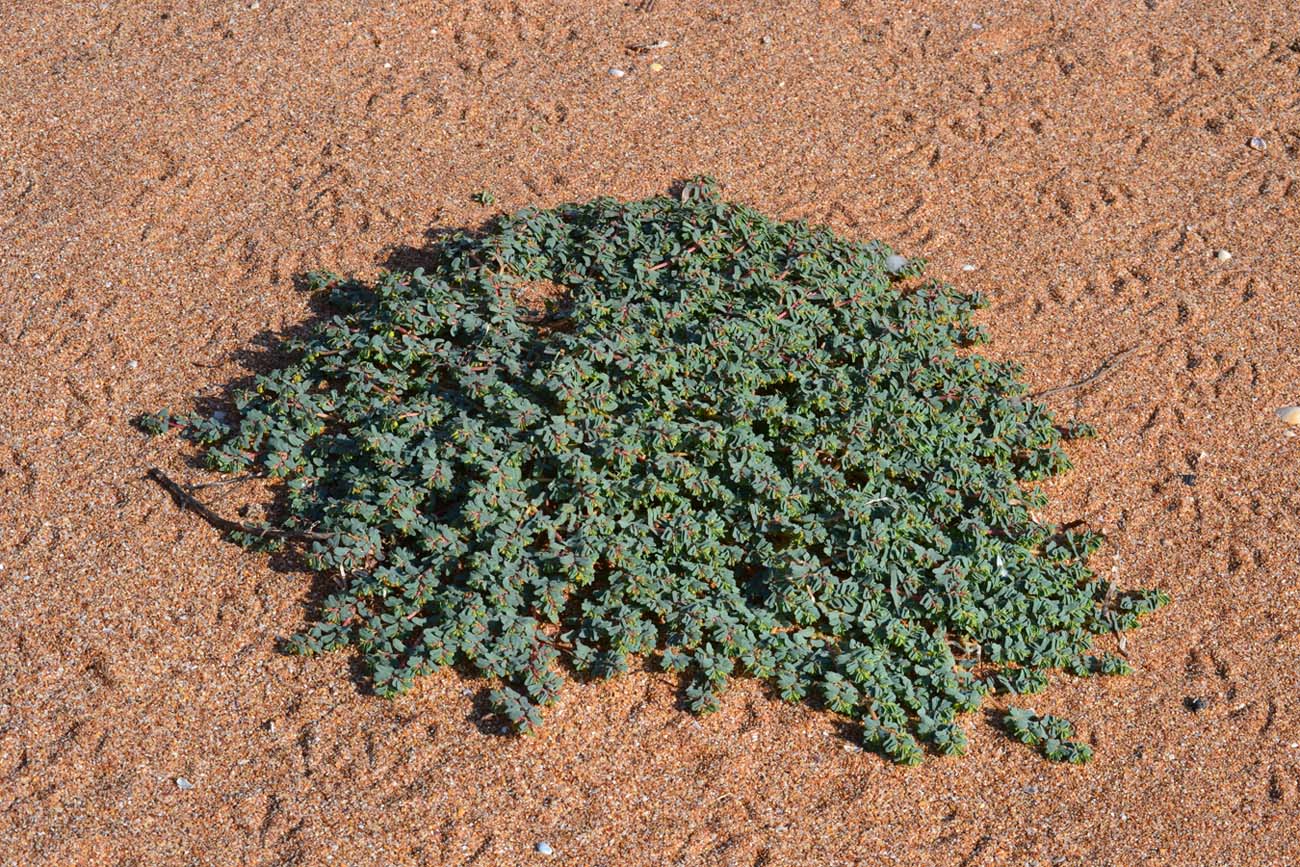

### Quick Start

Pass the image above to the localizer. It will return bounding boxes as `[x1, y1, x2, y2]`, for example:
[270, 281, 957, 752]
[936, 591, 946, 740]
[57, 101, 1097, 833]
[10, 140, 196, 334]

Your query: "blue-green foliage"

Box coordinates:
[142, 178, 1166, 763]
[1004, 707, 1094, 763]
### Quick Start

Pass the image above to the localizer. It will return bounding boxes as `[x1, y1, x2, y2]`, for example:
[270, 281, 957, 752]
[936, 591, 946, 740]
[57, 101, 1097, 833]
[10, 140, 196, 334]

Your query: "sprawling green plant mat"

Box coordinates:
[142, 178, 1166, 763]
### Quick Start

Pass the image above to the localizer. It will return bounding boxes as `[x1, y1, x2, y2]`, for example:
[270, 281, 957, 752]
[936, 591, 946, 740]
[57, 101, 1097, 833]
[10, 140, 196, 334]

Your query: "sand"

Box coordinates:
[3, 1, 1300, 864]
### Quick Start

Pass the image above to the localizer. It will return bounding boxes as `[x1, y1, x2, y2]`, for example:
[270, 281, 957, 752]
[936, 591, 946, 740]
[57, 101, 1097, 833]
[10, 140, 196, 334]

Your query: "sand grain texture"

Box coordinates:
[2, 1, 1300, 865]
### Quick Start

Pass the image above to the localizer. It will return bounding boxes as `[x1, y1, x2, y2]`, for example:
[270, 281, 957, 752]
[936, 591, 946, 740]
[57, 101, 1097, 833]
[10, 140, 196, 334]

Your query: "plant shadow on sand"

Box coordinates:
[146, 223, 489, 693]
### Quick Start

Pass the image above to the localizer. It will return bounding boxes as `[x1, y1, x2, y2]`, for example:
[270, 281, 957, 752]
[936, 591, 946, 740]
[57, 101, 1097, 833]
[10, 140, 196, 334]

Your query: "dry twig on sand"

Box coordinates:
[146, 467, 333, 542]
[1032, 339, 1171, 399]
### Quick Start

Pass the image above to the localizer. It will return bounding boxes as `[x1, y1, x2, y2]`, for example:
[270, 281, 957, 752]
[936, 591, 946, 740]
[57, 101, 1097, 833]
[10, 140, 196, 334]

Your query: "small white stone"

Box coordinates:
[176, 777, 194, 791]
[1249, 136, 1266, 151]
[128, 360, 138, 369]
[608, 67, 626, 78]
[1215, 249, 1232, 262]
[762, 35, 772, 45]
[535, 842, 554, 856]
[961, 263, 977, 272]
[1276, 406, 1300, 426]
[884, 254, 908, 274]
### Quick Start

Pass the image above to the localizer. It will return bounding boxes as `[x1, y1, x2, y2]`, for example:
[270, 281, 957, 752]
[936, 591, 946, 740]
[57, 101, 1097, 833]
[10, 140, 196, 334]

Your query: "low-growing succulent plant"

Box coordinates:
[141, 178, 1166, 763]
[1004, 707, 1094, 763]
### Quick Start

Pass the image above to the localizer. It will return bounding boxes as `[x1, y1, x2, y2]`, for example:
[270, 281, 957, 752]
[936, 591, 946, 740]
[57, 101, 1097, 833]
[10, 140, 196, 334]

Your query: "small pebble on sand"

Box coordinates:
[1214, 249, 1232, 262]
[1276, 406, 1300, 426]
[1248, 136, 1266, 151]
[608, 68, 626, 78]
[650, 62, 663, 72]
[961, 263, 977, 272]
[535, 842, 554, 856]
[176, 777, 194, 791]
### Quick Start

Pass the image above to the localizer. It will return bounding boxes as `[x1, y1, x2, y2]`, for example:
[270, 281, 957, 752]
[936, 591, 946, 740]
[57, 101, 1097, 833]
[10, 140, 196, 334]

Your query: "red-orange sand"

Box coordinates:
[3, 2, 1300, 864]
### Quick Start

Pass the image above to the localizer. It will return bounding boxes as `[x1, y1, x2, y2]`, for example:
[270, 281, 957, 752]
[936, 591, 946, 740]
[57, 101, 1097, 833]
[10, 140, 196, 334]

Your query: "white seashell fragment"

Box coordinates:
[1276, 407, 1300, 426]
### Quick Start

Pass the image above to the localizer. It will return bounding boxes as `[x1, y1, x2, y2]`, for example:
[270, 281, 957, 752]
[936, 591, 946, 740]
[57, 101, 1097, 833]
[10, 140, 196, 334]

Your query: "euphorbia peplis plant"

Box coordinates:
[141, 178, 1166, 763]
